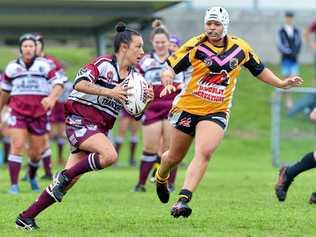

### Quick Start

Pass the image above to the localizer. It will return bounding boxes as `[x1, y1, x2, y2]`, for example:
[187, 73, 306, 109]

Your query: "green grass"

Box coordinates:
[0, 48, 316, 236]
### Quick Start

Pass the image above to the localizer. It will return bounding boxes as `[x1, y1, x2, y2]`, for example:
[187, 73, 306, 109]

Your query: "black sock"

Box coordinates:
[178, 189, 192, 203]
[286, 152, 316, 180]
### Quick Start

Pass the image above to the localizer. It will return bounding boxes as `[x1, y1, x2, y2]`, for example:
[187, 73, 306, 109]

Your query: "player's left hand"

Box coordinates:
[41, 96, 57, 111]
[282, 76, 303, 89]
[144, 85, 154, 103]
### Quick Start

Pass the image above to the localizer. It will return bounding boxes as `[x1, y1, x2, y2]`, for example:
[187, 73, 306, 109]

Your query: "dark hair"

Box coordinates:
[285, 11, 294, 17]
[113, 22, 140, 53]
[150, 19, 169, 40]
[34, 32, 45, 49]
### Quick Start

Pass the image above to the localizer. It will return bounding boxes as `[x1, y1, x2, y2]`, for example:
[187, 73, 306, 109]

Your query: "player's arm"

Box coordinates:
[160, 49, 192, 97]
[243, 40, 303, 89]
[256, 68, 303, 89]
[0, 71, 12, 113]
[42, 67, 65, 110]
[46, 84, 64, 102]
[74, 65, 130, 102]
[0, 89, 10, 113]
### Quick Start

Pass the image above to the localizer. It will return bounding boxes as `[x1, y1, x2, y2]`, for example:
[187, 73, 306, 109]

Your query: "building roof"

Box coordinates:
[0, 0, 181, 37]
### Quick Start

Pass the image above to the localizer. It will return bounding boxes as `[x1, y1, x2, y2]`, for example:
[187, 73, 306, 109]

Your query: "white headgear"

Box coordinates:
[204, 7, 230, 38]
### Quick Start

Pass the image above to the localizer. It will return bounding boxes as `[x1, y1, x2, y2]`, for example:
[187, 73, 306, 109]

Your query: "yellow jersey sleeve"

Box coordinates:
[237, 38, 265, 76]
[167, 33, 207, 74]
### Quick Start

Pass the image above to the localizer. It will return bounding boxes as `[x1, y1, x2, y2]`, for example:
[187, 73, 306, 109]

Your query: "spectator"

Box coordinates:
[277, 11, 302, 111]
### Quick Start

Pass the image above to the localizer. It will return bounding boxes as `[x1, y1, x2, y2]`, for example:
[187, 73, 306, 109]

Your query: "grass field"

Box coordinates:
[0, 47, 316, 236]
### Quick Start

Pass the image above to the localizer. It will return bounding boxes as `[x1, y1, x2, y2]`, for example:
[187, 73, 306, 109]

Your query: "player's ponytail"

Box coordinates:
[113, 22, 140, 53]
[150, 19, 169, 40]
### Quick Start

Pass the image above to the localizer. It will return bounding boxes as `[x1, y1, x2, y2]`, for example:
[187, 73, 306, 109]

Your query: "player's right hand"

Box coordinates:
[107, 83, 132, 102]
[160, 84, 177, 97]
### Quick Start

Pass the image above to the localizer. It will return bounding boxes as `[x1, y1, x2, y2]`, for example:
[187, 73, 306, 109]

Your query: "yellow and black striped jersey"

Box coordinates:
[167, 33, 265, 116]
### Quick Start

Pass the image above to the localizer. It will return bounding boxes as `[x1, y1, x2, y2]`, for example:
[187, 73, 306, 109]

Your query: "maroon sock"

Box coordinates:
[41, 148, 52, 176]
[57, 137, 65, 161]
[8, 154, 22, 185]
[114, 136, 123, 155]
[64, 153, 102, 179]
[28, 160, 40, 180]
[168, 166, 178, 185]
[21, 188, 56, 218]
[138, 152, 156, 185]
[3, 137, 10, 163]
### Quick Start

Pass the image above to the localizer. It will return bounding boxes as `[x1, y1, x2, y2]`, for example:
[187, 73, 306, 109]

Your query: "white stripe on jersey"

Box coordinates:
[3, 57, 64, 95]
[68, 90, 123, 118]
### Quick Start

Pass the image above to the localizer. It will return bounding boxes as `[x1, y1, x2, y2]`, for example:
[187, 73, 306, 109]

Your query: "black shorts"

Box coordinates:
[169, 110, 228, 136]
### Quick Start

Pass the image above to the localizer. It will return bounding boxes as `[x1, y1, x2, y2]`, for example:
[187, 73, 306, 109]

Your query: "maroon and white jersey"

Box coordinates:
[1, 57, 64, 117]
[138, 52, 185, 86]
[66, 55, 134, 129]
[58, 80, 73, 103]
[44, 54, 68, 83]
[43, 54, 70, 103]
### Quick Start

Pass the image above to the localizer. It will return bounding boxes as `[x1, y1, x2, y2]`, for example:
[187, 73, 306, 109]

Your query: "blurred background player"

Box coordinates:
[154, 6, 303, 218]
[275, 107, 316, 203]
[133, 20, 185, 192]
[0, 33, 64, 194]
[22, 33, 68, 181]
[304, 20, 316, 51]
[150, 33, 185, 190]
[16, 23, 153, 230]
[0, 70, 11, 164]
[276, 11, 302, 111]
[169, 34, 182, 52]
[35, 33, 69, 171]
[114, 109, 141, 167]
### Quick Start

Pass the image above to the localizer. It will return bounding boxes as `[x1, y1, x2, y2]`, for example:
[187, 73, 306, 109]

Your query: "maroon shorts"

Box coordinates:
[8, 110, 49, 136]
[143, 99, 173, 126]
[65, 114, 109, 153]
[49, 102, 65, 123]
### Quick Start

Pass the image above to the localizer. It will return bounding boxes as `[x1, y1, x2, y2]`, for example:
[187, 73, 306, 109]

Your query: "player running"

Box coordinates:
[133, 20, 185, 192]
[154, 7, 303, 218]
[15, 23, 153, 230]
[0, 33, 64, 194]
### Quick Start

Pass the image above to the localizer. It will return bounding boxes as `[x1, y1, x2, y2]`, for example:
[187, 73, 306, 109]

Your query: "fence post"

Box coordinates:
[272, 88, 281, 167]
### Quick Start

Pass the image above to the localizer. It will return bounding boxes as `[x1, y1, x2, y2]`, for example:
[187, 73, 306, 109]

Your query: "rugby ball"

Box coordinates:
[122, 73, 148, 116]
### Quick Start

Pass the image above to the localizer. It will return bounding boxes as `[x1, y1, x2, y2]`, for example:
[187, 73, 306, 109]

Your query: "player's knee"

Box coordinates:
[163, 150, 182, 166]
[29, 150, 42, 160]
[10, 140, 25, 154]
[99, 150, 117, 167]
[197, 146, 216, 161]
